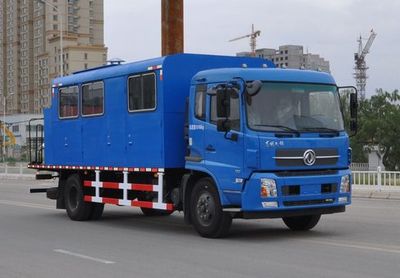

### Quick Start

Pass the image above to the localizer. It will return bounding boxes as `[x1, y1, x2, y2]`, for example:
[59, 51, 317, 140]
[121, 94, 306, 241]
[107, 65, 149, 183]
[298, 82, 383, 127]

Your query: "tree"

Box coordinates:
[351, 89, 400, 170]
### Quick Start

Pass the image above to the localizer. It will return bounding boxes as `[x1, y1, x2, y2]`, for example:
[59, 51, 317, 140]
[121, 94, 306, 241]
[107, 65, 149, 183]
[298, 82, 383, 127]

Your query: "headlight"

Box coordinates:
[340, 175, 351, 193]
[260, 178, 277, 197]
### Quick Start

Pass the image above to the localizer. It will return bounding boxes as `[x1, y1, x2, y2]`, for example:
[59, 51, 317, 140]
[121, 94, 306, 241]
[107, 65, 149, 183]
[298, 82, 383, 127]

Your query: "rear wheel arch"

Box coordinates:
[57, 170, 80, 209]
[63, 172, 104, 221]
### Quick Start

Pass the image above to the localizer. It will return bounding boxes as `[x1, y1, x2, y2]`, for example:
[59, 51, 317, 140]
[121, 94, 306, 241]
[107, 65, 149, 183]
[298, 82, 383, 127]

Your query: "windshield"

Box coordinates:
[246, 82, 344, 132]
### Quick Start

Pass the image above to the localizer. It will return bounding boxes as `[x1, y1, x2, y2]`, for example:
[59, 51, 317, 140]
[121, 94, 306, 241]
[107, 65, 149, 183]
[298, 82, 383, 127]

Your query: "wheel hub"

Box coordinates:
[196, 192, 215, 226]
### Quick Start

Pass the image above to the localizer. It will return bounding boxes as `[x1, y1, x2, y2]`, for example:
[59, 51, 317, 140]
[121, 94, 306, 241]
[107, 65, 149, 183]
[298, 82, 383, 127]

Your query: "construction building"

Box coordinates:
[0, 0, 107, 115]
[237, 45, 330, 73]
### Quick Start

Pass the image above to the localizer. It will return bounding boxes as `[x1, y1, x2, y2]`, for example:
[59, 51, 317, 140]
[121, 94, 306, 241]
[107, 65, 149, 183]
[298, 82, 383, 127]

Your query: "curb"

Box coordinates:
[352, 190, 400, 200]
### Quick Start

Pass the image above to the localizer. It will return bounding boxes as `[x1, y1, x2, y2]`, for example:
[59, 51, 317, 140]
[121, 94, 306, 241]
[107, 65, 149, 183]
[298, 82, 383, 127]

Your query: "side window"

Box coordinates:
[59, 86, 79, 119]
[194, 84, 206, 121]
[82, 81, 104, 116]
[128, 73, 156, 112]
[210, 94, 240, 131]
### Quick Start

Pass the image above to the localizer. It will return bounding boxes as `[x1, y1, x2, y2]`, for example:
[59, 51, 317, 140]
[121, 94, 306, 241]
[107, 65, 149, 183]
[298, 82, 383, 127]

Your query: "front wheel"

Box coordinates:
[190, 178, 232, 238]
[282, 214, 321, 231]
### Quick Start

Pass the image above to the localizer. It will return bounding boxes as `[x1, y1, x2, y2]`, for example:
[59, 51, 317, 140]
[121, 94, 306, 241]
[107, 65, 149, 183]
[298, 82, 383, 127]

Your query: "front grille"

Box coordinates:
[283, 198, 335, 207]
[274, 169, 339, 177]
[275, 148, 339, 167]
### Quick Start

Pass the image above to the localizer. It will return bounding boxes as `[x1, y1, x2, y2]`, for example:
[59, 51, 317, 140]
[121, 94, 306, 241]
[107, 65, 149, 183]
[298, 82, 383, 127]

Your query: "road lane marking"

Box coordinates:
[53, 249, 115, 264]
[0, 199, 54, 210]
[303, 239, 400, 255]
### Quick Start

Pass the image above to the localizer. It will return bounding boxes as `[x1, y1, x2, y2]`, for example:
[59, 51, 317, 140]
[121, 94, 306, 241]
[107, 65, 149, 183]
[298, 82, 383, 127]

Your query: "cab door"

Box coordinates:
[204, 86, 245, 195]
[187, 84, 207, 164]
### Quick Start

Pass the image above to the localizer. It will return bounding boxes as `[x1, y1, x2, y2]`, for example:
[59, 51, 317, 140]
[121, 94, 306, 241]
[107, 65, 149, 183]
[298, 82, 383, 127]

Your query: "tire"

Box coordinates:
[64, 174, 93, 221]
[89, 203, 105, 220]
[140, 207, 173, 216]
[282, 214, 321, 231]
[190, 178, 232, 238]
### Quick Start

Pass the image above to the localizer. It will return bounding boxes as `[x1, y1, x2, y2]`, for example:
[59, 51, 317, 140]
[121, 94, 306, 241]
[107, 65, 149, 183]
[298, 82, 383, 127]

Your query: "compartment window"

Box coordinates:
[128, 73, 156, 111]
[82, 81, 104, 116]
[59, 86, 79, 118]
[194, 84, 207, 121]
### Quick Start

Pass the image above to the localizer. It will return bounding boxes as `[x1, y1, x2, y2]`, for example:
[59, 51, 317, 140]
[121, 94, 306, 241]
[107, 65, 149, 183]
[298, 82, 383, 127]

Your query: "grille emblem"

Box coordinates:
[303, 149, 316, 166]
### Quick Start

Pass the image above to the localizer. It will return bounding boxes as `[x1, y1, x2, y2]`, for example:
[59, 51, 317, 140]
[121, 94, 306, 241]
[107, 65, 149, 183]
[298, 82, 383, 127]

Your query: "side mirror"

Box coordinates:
[338, 86, 358, 135]
[350, 92, 357, 119]
[246, 80, 262, 97]
[216, 84, 238, 118]
[217, 119, 231, 132]
[216, 89, 230, 118]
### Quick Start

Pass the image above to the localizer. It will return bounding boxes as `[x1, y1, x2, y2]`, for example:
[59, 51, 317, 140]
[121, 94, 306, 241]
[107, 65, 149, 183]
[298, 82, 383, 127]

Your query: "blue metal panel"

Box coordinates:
[43, 108, 53, 164]
[52, 119, 82, 165]
[125, 70, 164, 168]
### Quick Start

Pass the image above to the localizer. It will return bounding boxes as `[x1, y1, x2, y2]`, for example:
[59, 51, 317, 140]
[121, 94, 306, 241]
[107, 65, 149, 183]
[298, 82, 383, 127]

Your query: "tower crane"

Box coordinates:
[229, 24, 261, 56]
[354, 29, 377, 99]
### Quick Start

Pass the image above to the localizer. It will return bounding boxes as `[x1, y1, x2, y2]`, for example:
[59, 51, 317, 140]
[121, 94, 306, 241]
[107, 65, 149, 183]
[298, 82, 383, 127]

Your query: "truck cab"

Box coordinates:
[185, 67, 356, 235]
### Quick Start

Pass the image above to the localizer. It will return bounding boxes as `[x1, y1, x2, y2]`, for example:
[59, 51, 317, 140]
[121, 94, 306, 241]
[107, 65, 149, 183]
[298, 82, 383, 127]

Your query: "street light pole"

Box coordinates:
[38, 0, 64, 77]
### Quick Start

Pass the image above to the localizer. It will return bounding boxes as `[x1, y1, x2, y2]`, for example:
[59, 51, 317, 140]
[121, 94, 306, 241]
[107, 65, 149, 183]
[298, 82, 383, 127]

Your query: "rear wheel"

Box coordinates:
[190, 178, 232, 238]
[282, 214, 321, 231]
[64, 174, 94, 221]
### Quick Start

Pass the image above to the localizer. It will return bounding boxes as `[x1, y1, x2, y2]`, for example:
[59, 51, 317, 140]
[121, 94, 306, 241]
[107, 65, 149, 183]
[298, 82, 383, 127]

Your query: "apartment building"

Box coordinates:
[238, 45, 330, 73]
[0, 0, 107, 115]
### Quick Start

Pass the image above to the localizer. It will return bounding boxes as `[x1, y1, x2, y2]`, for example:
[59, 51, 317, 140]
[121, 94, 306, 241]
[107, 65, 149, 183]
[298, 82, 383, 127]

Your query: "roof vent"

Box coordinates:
[242, 63, 248, 68]
[107, 58, 125, 65]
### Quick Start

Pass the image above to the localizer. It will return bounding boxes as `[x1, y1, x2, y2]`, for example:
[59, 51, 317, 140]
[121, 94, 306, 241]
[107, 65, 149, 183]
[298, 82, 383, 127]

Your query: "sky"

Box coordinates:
[104, 0, 400, 96]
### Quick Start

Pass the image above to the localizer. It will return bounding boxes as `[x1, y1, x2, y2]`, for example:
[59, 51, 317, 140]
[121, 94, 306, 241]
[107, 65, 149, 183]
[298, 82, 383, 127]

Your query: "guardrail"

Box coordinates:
[350, 163, 369, 171]
[0, 163, 36, 178]
[352, 168, 400, 188]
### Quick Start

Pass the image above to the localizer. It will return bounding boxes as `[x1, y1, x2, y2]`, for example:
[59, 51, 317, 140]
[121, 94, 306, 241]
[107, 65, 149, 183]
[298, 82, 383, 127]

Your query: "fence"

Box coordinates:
[0, 163, 36, 178]
[352, 167, 400, 188]
[350, 163, 370, 171]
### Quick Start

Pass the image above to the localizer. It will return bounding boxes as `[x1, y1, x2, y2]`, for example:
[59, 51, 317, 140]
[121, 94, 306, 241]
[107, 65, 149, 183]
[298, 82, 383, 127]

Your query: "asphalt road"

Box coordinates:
[0, 179, 399, 278]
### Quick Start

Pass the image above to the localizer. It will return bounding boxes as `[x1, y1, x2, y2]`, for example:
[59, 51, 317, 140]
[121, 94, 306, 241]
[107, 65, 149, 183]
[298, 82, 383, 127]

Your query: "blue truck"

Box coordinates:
[29, 53, 357, 238]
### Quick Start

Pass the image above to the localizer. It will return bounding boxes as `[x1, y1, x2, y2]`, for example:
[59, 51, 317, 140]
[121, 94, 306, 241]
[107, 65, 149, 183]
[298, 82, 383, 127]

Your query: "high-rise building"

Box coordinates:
[0, 0, 107, 115]
[237, 45, 330, 73]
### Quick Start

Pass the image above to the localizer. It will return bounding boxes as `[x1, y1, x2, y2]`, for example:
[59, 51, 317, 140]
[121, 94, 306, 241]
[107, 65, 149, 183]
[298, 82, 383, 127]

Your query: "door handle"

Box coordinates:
[206, 145, 216, 152]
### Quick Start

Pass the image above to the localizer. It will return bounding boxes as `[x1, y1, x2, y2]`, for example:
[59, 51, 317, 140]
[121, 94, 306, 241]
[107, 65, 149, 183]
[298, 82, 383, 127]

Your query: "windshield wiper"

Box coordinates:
[254, 124, 299, 134]
[300, 127, 340, 133]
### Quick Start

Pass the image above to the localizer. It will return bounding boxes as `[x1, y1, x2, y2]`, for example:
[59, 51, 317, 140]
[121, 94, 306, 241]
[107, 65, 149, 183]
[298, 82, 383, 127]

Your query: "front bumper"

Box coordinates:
[241, 169, 351, 214]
